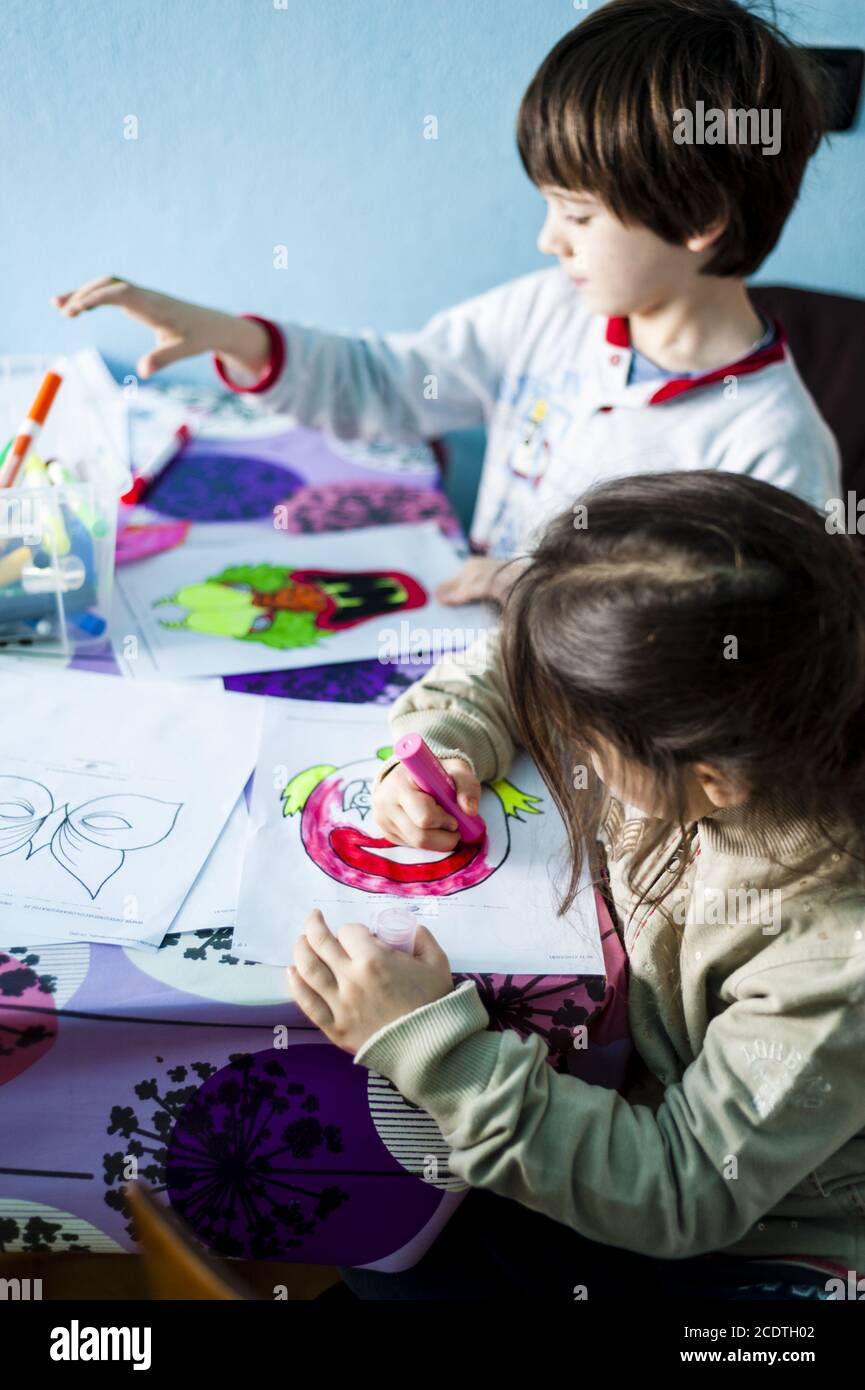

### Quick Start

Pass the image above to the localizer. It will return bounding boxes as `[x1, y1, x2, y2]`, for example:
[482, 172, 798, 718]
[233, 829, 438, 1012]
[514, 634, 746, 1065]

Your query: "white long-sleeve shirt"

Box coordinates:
[214, 268, 841, 557]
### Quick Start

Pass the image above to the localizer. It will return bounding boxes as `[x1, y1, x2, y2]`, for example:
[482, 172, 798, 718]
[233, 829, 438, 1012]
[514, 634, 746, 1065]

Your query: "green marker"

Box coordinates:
[46, 460, 108, 538]
[22, 452, 71, 556]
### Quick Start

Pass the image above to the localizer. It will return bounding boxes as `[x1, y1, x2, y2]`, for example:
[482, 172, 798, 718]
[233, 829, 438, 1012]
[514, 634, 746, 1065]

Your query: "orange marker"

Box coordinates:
[0, 370, 64, 488]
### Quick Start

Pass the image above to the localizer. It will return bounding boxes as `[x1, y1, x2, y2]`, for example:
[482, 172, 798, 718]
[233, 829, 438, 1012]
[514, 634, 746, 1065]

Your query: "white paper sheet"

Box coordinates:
[109, 581, 228, 688]
[114, 521, 491, 678]
[234, 701, 602, 973]
[0, 669, 262, 950]
[167, 793, 249, 936]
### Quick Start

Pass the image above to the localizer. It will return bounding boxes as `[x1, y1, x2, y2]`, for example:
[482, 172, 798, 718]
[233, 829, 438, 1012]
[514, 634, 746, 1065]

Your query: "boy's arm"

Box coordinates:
[49, 272, 525, 444]
[213, 278, 517, 443]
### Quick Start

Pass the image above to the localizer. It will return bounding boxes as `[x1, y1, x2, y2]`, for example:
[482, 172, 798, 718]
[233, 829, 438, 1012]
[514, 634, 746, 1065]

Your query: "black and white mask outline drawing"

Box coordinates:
[0, 775, 183, 899]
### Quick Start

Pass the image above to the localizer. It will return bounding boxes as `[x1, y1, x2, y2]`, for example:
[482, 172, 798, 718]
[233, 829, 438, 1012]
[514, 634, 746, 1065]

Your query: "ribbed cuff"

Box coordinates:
[213, 315, 286, 394]
[354, 980, 499, 1121]
[389, 710, 499, 784]
[374, 745, 479, 792]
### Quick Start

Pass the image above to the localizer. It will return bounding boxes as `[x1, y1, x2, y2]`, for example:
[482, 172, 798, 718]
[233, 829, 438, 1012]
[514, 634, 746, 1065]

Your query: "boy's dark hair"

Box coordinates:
[501, 472, 865, 917]
[516, 0, 828, 276]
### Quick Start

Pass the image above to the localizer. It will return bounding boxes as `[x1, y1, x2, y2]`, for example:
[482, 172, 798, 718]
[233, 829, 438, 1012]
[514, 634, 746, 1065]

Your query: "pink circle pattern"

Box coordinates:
[0, 951, 58, 1087]
[277, 482, 463, 538]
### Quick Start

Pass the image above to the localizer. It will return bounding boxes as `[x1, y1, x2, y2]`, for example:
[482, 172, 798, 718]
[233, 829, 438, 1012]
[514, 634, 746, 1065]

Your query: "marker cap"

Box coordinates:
[373, 907, 418, 954]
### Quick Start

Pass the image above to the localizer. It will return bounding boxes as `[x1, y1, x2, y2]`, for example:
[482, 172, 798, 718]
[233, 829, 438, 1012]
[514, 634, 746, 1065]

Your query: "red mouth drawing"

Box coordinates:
[329, 826, 481, 883]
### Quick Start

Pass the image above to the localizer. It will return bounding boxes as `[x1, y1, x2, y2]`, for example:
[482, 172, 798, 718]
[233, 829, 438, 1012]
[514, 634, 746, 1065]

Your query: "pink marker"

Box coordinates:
[394, 733, 486, 844]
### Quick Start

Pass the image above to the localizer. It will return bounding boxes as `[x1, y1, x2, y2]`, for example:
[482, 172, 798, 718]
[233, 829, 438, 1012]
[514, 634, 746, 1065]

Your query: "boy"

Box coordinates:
[54, 0, 839, 603]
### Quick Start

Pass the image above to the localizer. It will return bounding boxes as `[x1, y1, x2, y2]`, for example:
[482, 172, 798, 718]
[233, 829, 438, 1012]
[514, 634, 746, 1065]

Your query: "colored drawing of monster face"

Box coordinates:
[155, 564, 427, 651]
[299, 757, 511, 897]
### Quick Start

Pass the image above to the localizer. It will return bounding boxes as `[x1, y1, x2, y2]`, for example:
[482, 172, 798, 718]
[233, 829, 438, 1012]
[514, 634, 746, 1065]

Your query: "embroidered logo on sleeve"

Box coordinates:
[741, 1038, 832, 1117]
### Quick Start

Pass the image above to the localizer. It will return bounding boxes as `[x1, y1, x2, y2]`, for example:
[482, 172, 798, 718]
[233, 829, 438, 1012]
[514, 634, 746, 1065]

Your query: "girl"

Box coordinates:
[290, 471, 865, 1300]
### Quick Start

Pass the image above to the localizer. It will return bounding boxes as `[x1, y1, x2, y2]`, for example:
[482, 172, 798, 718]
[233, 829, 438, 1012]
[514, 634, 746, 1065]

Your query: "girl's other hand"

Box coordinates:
[51, 276, 271, 381]
[289, 909, 454, 1054]
[373, 757, 481, 850]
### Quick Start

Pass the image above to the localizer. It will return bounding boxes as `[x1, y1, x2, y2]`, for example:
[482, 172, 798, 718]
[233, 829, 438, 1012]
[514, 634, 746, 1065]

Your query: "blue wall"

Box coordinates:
[2, 0, 862, 386]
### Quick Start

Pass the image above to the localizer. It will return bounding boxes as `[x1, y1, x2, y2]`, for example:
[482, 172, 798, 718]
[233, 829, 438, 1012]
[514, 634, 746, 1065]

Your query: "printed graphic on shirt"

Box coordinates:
[504, 376, 577, 466]
[484, 372, 579, 556]
[513, 399, 548, 480]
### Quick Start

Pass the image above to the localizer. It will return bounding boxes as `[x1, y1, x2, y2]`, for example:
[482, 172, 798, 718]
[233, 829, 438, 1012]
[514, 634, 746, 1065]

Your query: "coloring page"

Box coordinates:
[168, 794, 249, 935]
[115, 521, 492, 678]
[0, 669, 261, 950]
[235, 700, 602, 973]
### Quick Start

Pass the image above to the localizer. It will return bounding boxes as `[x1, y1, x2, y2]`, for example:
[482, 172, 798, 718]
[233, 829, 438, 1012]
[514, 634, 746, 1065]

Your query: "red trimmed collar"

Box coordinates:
[604, 315, 786, 404]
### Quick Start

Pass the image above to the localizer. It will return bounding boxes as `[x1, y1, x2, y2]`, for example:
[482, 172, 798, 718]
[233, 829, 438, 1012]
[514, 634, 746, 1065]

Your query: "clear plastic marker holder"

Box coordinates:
[0, 353, 129, 655]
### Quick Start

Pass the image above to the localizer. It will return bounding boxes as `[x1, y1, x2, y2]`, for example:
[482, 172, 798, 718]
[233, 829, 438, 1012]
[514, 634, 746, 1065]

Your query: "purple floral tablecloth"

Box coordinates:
[0, 413, 631, 1271]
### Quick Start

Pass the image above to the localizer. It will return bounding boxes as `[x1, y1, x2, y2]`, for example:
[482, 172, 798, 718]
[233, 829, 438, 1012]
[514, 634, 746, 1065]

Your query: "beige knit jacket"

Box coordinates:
[355, 630, 865, 1272]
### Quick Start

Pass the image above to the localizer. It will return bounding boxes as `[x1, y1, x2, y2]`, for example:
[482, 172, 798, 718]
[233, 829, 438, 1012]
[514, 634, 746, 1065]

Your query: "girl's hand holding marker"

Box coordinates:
[374, 749, 483, 852]
[290, 739, 483, 1053]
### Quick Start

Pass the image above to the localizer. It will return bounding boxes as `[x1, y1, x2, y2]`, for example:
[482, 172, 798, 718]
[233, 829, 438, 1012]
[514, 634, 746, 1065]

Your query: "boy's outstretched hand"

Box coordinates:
[434, 555, 529, 606]
[51, 275, 271, 382]
[289, 909, 454, 1054]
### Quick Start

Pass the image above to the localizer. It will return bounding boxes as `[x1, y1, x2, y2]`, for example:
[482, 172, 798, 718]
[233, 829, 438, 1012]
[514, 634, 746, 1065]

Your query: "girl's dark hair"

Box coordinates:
[516, 0, 829, 277]
[500, 471, 865, 915]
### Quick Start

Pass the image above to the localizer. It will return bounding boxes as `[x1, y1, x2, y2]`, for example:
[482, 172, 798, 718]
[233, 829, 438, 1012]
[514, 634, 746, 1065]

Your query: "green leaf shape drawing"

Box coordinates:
[213, 563, 292, 593]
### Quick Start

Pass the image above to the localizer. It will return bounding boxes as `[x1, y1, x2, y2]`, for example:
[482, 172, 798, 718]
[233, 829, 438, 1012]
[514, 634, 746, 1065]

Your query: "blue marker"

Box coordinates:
[73, 611, 107, 638]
